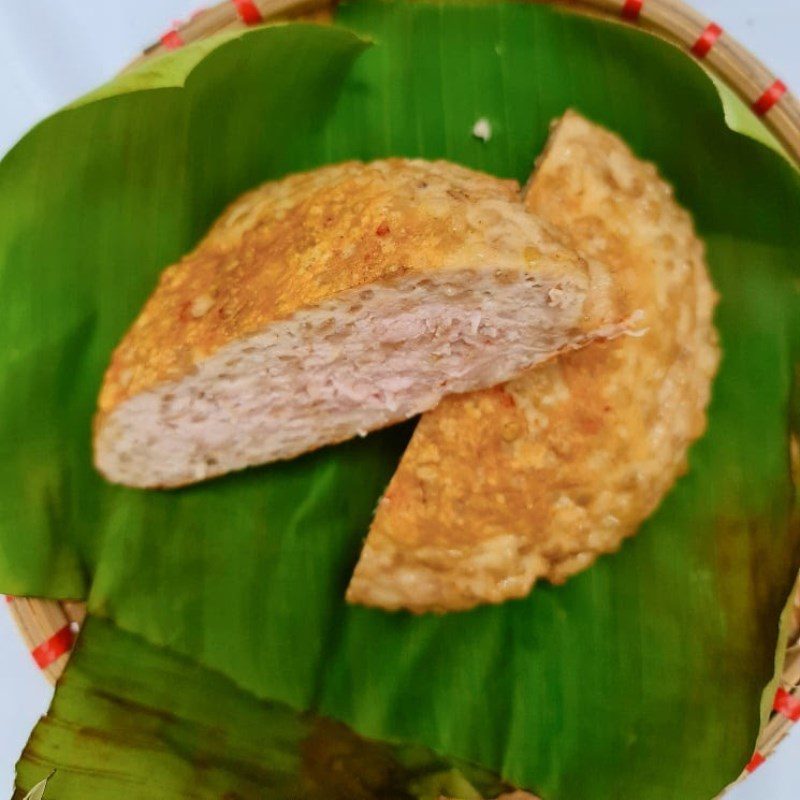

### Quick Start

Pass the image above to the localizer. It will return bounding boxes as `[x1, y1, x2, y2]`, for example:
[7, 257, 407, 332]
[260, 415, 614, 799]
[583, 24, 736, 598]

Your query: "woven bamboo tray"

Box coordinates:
[6, 0, 800, 795]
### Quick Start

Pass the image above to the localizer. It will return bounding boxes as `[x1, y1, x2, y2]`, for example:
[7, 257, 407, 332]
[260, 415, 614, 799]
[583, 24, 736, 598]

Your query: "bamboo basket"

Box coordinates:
[6, 0, 800, 795]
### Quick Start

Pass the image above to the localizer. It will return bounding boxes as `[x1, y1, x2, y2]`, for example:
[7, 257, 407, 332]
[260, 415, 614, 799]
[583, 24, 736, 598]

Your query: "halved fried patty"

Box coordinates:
[348, 113, 720, 613]
[95, 158, 628, 488]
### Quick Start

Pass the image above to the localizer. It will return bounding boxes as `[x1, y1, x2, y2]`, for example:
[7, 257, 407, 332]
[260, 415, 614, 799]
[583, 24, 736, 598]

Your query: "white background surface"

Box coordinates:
[0, 1, 798, 797]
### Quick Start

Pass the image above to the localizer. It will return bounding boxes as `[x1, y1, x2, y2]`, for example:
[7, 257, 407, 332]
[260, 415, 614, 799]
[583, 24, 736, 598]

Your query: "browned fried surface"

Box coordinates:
[98, 158, 597, 419]
[347, 112, 720, 613]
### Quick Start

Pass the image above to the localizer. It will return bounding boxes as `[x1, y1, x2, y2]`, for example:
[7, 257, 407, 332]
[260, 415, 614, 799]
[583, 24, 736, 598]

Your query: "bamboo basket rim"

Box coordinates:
[6, 0, 800, 796]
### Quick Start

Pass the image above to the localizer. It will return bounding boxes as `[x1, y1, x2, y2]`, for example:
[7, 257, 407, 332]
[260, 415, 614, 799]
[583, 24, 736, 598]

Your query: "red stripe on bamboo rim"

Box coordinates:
[232, 0, 264, 24]
[30, 625, 74, 670]
[621, 0, 643, 21]
[774, 687, 800, 722]
[691, 22, 723, 59]
[753, 80, 787, 116]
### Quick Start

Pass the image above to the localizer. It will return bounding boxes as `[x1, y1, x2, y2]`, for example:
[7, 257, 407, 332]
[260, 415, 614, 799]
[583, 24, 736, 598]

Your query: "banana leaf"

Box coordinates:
[14, 616, 510, 800]
[2, 1, 800, 799]
[20, 776, 51, 800]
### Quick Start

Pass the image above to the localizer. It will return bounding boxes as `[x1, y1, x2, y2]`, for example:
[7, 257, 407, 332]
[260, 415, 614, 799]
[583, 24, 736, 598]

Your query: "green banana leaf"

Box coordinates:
[710, 77, 792, 163]
[14, 617, 510, 800]
[2, 1, 800, 799]
[20, 775, 51, 800]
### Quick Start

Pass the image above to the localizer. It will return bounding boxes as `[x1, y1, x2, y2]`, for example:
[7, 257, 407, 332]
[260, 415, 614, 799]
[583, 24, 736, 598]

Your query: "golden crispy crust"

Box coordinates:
[347, 112, 720, 613]
[97, 159, 595, 419]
